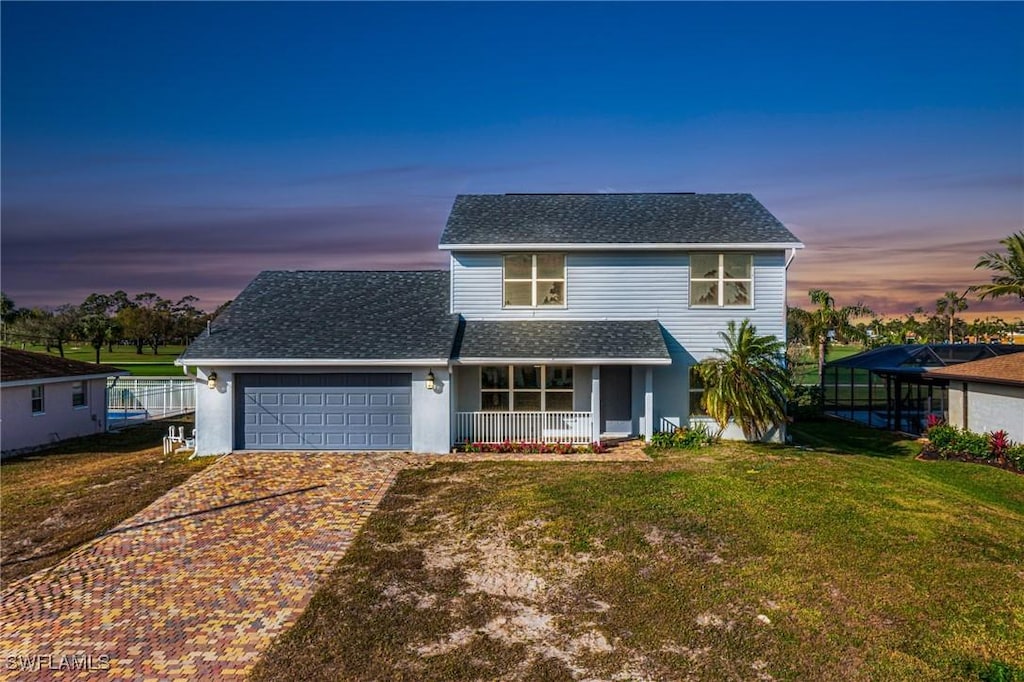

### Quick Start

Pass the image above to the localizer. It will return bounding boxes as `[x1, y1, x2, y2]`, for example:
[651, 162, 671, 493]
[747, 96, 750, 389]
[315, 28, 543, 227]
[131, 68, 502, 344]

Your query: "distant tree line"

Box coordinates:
[788, 230, 1024, 386]
[0, 291, 232, 363]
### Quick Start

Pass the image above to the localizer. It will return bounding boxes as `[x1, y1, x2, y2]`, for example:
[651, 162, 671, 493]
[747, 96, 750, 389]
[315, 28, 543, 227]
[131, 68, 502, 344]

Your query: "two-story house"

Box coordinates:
[179, 193, 803, 455]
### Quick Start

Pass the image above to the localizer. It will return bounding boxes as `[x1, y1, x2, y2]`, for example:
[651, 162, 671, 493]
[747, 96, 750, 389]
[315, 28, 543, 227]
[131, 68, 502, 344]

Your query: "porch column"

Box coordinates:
[591, 366, 601, 442]
[644, 366, 654, 442]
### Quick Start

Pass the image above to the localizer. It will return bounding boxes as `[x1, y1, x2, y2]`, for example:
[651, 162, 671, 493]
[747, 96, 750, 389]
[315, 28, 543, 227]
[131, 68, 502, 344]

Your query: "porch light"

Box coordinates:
[207, 371, 218, 389]
[425, 370, 435, 391]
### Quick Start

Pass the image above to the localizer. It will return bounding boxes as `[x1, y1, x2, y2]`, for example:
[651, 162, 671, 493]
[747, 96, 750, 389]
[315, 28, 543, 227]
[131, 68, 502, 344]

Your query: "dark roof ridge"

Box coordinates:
[502, 192, 701, 196]
[254, 269, 448, 274]
[440, 193, 801, 246]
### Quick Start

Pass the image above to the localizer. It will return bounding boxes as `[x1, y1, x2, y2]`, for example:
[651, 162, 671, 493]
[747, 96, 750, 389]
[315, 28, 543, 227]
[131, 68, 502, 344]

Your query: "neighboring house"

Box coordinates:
[179, 193, 803, 454]
[926, 353, 1024, 442]
[1, 348, 129, 456]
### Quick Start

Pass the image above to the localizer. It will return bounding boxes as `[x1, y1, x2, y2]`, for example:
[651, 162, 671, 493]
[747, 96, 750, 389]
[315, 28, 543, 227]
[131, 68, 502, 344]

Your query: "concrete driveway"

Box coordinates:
[0, 453, 405, 679]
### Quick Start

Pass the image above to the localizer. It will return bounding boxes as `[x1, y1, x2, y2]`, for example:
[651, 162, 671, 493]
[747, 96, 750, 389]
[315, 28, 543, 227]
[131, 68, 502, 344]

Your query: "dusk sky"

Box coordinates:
[3, 2, 1022, 318]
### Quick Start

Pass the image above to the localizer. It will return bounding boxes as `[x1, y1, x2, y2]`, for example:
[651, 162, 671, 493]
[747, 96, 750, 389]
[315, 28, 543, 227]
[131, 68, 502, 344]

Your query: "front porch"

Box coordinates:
[451, 364, 660, 445]
[454, 410, 594, 444]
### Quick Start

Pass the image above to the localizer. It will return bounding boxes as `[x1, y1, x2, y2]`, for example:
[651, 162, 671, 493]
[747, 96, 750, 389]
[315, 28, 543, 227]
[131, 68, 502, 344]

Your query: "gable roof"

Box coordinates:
[439, 193, 802, 248]
[926, 352, 1024, 387]
[455, 320, 671, 364]
[179, 271, 459, 363]
[1, 348, 127, 384]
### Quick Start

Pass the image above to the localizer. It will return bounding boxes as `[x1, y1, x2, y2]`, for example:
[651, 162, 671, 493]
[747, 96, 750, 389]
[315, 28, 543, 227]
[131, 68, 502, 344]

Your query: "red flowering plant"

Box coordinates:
[925, 413, 945, 432]
[989, 430, 1011, 466]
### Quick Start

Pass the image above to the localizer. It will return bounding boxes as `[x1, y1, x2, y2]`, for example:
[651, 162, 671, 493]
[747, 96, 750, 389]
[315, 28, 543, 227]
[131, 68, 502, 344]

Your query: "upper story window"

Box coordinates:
[503, 254, 565, 307]
[689, 253, 753, 307]
[72, 381, 88, 408]
[31, 385, 45, 414]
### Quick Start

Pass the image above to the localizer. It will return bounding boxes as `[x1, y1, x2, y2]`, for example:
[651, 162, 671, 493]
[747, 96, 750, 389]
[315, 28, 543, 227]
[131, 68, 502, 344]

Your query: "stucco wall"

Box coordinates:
[950, 382, 1024, 442]
[192, 366, 451, 455]
[1, 379, 108, 455]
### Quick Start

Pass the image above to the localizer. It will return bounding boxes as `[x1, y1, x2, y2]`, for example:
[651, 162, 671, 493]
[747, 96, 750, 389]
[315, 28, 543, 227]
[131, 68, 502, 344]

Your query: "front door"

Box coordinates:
[600, 366, 632, 434]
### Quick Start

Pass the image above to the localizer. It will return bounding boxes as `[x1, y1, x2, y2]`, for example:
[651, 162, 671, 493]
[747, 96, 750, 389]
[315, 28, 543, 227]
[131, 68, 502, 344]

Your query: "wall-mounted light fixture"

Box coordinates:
[425, 369, 435, 391]
[207, 371, 218, 390]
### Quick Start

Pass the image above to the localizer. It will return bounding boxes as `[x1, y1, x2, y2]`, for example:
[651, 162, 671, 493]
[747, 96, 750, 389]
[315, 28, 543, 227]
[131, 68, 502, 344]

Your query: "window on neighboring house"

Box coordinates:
[689, 367, 707, 416]
[480, 365, 574, 411]
[503, 254, 566, 307]
[72, 381, 87, 408]
[689, 253, 753, 307]
[31, 385, 45, 414]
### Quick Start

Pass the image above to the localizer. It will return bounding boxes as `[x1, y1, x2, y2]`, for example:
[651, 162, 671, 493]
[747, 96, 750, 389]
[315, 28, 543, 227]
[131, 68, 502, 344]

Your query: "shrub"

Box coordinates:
[457, 440, 605, 455]
[1007, 444, 1024, 470]
[924, 424, 959, 458]
[648, 423, 715, 450]
[925, 423, 1021, 470]
[789, 384, 824, 420]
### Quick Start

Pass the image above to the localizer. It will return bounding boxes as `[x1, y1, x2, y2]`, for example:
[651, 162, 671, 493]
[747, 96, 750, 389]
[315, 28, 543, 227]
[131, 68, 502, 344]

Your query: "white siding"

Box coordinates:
[949, 382, 1024, 442]
[451, 250, 787, 359]
[451, 249, 789, 438]
[1, 379, 108, 456]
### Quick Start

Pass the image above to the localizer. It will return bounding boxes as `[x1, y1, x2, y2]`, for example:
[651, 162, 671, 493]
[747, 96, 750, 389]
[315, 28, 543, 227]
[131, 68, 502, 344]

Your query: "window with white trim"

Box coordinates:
[72, 381, 87, 408]
[481, 365, 574, 411]
[688, 367, 707, 416]
[503, 254, 565, 307]
[31, 385, 45, 414]
[689, 253, 753, 307]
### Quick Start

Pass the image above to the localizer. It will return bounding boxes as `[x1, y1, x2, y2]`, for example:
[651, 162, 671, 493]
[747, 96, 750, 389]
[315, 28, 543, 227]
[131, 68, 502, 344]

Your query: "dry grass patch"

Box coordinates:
[1, 417, 214, 585]
[253, 425, 1024, 681]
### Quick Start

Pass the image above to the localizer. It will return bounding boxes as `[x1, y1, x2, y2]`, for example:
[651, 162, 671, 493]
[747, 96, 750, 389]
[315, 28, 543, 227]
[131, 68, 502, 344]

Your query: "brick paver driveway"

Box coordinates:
[0, 453, 405, 679]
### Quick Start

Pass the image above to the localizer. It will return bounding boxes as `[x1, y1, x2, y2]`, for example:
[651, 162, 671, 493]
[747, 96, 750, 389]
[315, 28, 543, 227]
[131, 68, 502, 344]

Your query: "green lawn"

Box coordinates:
[795, 344, 865, 385]
[253, 419, 1023, 682]
[5, 343, 186, 376]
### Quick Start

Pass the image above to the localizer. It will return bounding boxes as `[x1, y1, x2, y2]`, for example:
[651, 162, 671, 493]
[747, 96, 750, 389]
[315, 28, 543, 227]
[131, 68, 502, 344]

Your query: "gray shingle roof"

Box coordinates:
[455, 320, 670, 362]
[179, 271, 458, 361]
[440, 193, 801, 246]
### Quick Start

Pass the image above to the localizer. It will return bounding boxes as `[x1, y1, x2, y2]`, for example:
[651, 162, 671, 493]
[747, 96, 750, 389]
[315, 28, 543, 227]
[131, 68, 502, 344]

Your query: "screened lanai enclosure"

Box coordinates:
[823, 344, 1024, 435]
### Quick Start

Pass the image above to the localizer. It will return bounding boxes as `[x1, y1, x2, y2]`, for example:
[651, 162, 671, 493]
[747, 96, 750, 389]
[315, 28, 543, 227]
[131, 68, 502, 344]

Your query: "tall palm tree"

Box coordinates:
[935, 290, 968, 344]
[789, 289, 871, 387]
[970, 232, 1024, 302]
[696, 319, 792, 441]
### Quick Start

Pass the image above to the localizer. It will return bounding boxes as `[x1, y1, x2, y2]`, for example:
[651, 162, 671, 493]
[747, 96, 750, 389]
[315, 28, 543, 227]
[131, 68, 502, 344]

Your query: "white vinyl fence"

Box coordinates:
[106, 377, 195, 429]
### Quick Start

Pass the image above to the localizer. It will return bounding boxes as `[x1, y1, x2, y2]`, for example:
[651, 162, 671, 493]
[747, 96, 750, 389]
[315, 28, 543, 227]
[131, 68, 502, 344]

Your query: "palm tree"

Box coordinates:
[935, 290, 968, 344]
[789, 289, 871, 387]
[696, 319, 792, 441]
[970, 231, 1024, 302]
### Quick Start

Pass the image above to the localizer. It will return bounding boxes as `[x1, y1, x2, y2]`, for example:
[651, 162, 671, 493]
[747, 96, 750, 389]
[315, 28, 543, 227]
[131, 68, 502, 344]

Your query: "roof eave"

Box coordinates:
[440, 242, 805, 251]
[2, 370, 131, 388]
[453, 357, 672, 366]
[175, 358, 452, 367]
[925, 372, 1024, 387]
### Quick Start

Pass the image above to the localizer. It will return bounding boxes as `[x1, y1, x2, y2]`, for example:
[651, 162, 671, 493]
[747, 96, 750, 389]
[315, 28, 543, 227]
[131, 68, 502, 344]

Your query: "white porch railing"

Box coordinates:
[455, 411, 594, 444]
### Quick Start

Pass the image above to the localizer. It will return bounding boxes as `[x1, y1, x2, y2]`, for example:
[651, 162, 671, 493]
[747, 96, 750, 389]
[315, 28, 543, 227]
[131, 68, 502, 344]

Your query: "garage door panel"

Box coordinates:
[237, 373, 412, 451]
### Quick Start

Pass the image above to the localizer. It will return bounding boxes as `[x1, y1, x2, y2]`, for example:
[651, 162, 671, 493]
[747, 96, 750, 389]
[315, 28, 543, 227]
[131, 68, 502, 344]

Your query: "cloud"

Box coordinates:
[1, 200, 451, 309]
